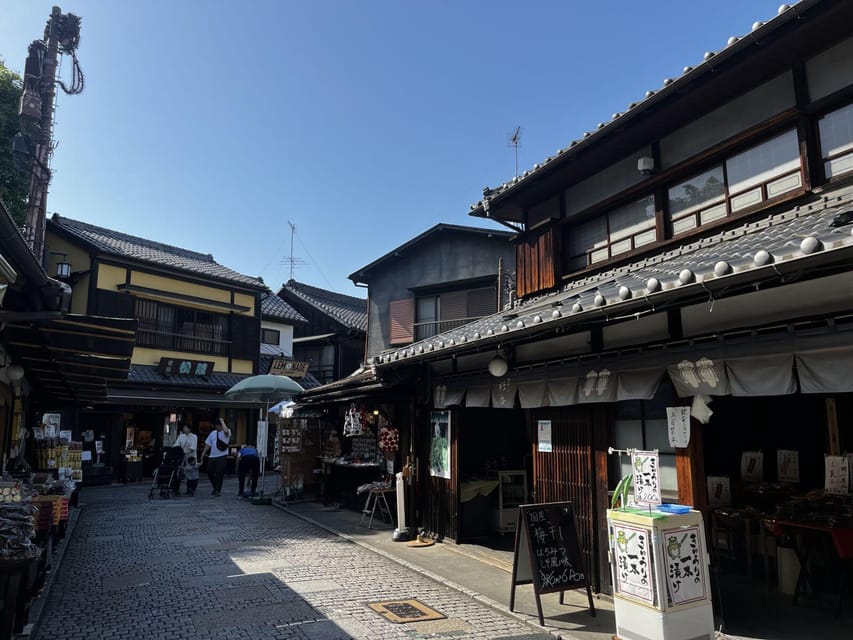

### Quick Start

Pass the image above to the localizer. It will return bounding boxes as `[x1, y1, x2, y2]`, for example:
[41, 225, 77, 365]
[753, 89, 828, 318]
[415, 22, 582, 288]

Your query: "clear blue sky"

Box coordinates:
[1, 1, 786, 294]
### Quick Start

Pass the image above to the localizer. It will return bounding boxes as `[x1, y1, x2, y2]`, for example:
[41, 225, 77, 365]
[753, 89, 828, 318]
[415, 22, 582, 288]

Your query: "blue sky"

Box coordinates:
[1, 1, 786, 294]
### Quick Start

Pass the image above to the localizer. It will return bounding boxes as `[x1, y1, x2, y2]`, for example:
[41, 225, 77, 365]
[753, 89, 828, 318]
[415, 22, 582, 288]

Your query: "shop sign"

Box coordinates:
[666, 406, 691, 448]
[269, 358, 309, 378]
[631, 450, 661, 506]
[537, 420, 552, 453]
[158, 357, 215, 377]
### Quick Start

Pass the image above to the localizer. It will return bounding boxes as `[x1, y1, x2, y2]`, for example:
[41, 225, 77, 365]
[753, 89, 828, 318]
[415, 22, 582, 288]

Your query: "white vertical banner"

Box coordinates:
[631, 450, 661, 506]
[825, 455, 849, 494]
[777, 449, 800, 483]
[741, 451, 764, 482]
[257, 420, 268, 458]
[666, 406, 691, 448]
[537, 420, 552, 452]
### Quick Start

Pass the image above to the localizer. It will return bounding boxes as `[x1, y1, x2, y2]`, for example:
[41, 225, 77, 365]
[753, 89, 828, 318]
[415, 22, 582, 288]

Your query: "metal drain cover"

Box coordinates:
[367, 598, 446, 624]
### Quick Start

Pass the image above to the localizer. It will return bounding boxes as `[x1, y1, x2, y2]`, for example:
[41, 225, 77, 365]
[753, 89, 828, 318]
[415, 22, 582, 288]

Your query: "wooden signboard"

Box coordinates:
[509, 501, 595, 625]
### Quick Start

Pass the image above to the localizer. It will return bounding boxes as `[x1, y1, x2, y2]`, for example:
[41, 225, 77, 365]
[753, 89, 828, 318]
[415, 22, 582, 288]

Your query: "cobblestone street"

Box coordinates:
[31, 481, 553, 640]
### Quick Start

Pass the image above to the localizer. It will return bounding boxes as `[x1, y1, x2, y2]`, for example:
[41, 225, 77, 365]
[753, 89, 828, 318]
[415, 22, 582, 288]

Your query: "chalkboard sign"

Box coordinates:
[349, 435, 377, 461]
[509, 501, 595, 625]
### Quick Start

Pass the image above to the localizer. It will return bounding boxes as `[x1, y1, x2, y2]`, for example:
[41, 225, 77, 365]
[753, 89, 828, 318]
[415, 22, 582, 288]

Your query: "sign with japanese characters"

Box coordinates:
[777, 449, 800, 483]
[825, 455, 850, 495]
[612, 522, 655, 604]
[279, 425, 302, 454]
[663, 525, 706, 606]
[706, 476, 731, 506]
[269, 358, 309, 378]
[510, 501, 595, 623]
[631, 450, 661, 506]
[158, 357, 215, 377]
[666, 406, 691, 448]
[537, 420, 552, 453]
[741, 451, 764, 482]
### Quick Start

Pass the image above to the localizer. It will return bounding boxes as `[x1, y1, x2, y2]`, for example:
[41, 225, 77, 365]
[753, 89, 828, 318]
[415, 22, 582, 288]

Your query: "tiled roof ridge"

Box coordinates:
[472, 1, 808, 211]
[285, 280, 367, 307]
[52, 214, 215, 262]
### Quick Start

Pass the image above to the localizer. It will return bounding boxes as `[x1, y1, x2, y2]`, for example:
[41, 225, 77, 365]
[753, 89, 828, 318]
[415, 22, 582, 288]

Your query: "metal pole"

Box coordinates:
[24, 7, 62, 263]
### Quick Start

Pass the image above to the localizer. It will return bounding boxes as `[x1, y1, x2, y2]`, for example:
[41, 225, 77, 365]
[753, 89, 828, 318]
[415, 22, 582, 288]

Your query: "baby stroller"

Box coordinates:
[148, 446, 184, 499]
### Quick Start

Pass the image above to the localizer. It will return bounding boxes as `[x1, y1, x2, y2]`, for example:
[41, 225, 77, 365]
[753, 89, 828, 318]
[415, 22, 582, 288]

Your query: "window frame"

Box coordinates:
[134, 298, 229, 356]
[261, 327, 281, 346]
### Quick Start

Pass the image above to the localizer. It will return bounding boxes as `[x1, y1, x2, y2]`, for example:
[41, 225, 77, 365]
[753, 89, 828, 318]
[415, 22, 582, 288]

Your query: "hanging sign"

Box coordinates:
[666, 406, 691, 448]
[537, 420, 552, 453]
[663, 525, 707, 606]
[777, 449, 800, 483]
[611, 521, 655, 605]
[509, 502, 595, 625]
[741, 451, 764, 482]
[158, 357, 214, 377]
[825, 455, 850, 495]
[631, 450, 661, 506]
[269, 358, 309, 378]
[256, 420, 268, 458]
[706, 476, 731, 506]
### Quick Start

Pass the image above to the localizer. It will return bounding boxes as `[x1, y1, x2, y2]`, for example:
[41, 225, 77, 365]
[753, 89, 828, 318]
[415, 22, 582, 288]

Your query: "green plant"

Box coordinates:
[611, 473, 633, 509]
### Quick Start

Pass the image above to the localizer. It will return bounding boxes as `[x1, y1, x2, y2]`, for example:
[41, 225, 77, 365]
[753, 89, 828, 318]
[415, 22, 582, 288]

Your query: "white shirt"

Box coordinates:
[205, 429, 230, 458]
[174, 432, 198, 457]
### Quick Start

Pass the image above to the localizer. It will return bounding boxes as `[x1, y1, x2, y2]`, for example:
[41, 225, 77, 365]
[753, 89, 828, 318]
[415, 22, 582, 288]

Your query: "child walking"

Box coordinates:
[182, 455, 200, 496]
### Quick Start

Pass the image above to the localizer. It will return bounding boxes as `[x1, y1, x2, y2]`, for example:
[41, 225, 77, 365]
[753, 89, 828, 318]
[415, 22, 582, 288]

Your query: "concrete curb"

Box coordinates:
[18, 505, 82, 638]
[273, 501, 585, 640]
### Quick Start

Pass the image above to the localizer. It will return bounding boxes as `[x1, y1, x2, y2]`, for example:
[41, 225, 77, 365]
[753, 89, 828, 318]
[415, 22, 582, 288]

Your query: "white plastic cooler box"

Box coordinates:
[607, 507, 714, 640]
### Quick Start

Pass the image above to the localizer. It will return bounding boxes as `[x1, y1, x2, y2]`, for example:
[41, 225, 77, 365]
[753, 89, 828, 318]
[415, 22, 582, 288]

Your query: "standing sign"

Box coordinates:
[537, 420, 552, 453]
[825, 455, 850, 494]
[777, 449, 800, 483]
[663, 525, 707, 606]
[256, 420, 268, 458]
[509, 501, 595, 626]
[611, 522, 655, 604]
[631, 450, 661, 506]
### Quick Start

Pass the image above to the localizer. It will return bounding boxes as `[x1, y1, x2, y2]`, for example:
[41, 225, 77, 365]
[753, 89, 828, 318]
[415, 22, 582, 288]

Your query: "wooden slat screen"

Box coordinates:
[530, 405, 602, 591]
[388, 298, 414, 345]
[516, 226, 561, 297]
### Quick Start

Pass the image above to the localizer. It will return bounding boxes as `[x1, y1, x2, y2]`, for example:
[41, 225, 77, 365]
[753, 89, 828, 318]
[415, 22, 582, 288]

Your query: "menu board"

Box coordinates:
[350, 435, 377, 461]
[279, 425, 302, 454]
[509, 501, 595, 624]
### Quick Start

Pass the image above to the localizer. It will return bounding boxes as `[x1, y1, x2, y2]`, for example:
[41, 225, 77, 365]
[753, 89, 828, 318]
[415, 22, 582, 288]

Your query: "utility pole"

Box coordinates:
[18, 6, 83, 264]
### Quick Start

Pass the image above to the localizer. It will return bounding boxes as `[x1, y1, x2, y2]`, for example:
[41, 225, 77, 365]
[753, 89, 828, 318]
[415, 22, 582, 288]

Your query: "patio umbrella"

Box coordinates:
[224, 374, 304, 499]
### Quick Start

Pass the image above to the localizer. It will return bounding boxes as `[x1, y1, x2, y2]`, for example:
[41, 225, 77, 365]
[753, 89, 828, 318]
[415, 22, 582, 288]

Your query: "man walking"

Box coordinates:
[200, 418, 231, 496]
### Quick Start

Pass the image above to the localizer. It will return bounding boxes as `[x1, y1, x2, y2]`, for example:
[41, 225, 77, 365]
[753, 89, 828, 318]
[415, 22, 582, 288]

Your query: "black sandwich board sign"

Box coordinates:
[509, 501, 595, 625]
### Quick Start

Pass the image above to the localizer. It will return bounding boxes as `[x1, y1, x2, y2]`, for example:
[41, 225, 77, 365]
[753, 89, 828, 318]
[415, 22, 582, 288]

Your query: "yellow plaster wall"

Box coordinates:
[132, 347, 253, 374]
[129, 272, 255, 316]
[70, 273, 90, 314]
[97, 263, 128, 290]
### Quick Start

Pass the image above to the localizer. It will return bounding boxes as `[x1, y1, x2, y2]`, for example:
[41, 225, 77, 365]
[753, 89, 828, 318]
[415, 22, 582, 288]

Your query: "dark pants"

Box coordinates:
[238, 455, 260, 496]
[207, 456, 226, 493]
[185, 478, 198, 494]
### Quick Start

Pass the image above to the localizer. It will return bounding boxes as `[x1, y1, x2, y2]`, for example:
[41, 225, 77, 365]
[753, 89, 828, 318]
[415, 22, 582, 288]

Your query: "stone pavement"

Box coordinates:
[26, 477, 562, 640]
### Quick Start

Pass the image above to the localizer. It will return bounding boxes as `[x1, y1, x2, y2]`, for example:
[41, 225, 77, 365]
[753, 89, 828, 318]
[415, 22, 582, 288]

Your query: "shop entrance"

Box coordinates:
[701, 394, 853, 637]
[457, 407, 530, 549]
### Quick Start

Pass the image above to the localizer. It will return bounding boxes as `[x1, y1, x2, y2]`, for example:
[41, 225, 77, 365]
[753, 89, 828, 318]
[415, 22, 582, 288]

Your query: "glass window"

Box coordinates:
[726, 128, 800, 194]
[819, 102, 853, 178]
[261, 328, 280, 345]
[608, 195, 656, 243]
[415, 295, 439, 340]
[668, 166, 726, 218]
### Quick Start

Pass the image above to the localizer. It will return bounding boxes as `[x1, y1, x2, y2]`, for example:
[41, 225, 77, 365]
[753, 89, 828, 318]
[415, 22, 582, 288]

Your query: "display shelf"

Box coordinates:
[491, 469, 527, 534]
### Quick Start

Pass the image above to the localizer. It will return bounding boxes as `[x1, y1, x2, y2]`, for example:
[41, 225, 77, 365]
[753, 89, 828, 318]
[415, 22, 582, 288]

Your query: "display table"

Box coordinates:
[769, 518, 853, 614]
[318, 458, 383, 510]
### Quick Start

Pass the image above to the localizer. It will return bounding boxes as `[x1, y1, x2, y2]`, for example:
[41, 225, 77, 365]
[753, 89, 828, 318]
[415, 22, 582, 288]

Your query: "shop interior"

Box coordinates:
[457, 407, 531, 547]
[701, 393, 853, 633]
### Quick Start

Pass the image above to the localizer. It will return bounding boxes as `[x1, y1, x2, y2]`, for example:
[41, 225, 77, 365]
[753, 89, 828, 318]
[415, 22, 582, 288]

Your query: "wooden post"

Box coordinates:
[826, 398, 840, 455]
[676, 416, 707, 511]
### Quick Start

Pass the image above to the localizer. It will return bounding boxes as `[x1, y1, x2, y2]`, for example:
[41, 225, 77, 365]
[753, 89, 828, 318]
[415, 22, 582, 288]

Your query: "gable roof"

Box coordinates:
[373, 183, 853, 368]
[349, 223, 515, 284]
[277, 280, 367, 333]
[49, 214, 265, 289]
[469, 0, 845, 220]
[261, 291, 306, 324]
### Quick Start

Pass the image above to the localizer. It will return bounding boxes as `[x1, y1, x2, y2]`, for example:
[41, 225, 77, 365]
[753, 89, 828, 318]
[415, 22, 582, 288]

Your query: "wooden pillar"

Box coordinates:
[675, 416, 707, 511]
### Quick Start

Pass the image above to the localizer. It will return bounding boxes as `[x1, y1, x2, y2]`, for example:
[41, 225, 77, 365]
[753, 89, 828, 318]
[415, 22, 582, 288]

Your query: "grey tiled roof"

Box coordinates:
[261, 291, 306, 323]
[470, 1, 809, 214]
[49, 214, 265, 289]
[127, 364, 249, 389]
[375, 184, 853, 367]
[279, 280, 367, 332]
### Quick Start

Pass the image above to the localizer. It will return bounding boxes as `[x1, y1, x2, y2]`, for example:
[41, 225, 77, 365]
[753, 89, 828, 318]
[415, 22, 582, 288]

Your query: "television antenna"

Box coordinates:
[282, 221, 306, 280]
[507, 126, 522, 178]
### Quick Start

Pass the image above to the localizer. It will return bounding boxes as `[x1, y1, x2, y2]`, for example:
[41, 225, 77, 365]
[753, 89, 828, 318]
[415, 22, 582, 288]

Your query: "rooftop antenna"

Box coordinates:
[507, 126, 522, 178]
[282, 221, 305, 281]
